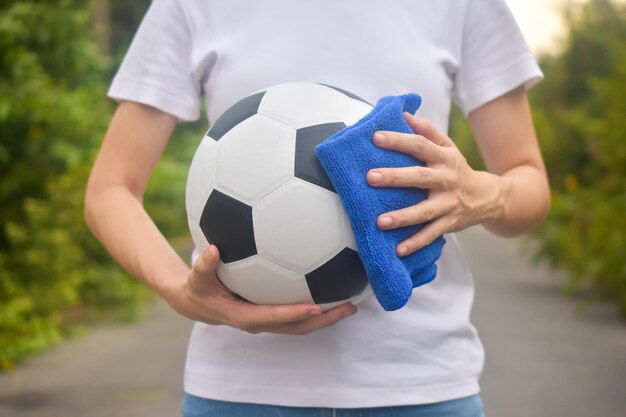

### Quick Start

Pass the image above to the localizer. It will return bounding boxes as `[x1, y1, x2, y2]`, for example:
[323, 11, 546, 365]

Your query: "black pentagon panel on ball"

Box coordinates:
[305, 248, 368, 304]
[319, 83, 373, 106]
[207, 91, 266, 141]
[199, 189, 257, 263]
[295, 122, 346, 192]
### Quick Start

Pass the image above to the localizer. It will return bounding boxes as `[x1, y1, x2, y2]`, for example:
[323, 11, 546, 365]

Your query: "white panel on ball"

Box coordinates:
[253, 178, 348, 274]
[341, 100, 373, 126]
[215, 114, 296, 205]
[345, 226, 359, 252]
[188, 217, 209, 254]
[186, 137, 218, 221]
[217, 255, 314, 305]
[258, 82, 351, 129]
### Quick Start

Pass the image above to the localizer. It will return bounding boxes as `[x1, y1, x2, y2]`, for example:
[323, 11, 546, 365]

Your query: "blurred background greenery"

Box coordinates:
[452, 0, 626, 317]
[0, 0, 624, 369]
[0, 0, 198, 369]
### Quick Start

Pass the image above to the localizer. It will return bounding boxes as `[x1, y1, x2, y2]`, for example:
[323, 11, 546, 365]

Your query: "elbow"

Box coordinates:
[515, 163, 552, 234]
[84, 181, 98, 236]
[536, 177, 552, 228]
[84, 169, 107, 237]
[514, 175, 552, 236]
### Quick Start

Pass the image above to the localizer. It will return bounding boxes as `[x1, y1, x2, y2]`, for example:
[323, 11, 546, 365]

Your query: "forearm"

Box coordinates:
[83, 102, 187, 297]
[83, 102, 347, 333]
[468, 87, 550, 237]
[476, 163, 550, 237]
[84, 184, 188, 298]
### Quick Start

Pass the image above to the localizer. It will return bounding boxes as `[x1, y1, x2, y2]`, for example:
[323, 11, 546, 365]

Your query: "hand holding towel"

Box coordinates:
[315, 94, 445, 311]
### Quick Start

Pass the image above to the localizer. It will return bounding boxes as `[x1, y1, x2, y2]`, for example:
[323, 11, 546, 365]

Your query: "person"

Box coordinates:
[84, 1, 550, 416]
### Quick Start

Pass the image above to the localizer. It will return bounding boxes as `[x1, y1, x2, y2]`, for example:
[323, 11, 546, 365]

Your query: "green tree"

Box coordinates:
[531, 0, 626, 315]
[0, 0, 152, 369]
[450, 0, 626, 316]
[0, 0, 205, 369]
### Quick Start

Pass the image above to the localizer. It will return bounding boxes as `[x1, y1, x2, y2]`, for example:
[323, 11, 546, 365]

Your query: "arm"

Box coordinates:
[468, 86, 550, 236]
[85, 101, 356, 334]
[365, 87, 551, 256]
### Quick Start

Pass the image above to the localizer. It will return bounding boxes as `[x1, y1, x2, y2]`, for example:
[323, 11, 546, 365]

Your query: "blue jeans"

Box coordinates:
[182, 393, 486, 417]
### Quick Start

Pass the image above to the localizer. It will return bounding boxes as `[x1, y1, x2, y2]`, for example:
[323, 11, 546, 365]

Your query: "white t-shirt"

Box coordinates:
[109, 0, 542, 408]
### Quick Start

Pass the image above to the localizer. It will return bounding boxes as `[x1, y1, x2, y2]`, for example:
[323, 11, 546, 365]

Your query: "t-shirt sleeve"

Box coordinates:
[453, 0, 543, 116]
[108, 0, 200, 121]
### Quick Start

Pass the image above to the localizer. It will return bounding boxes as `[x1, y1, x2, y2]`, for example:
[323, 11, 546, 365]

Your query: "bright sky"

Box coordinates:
[509, 0, 626, 54]
[505, 0, 571, 54]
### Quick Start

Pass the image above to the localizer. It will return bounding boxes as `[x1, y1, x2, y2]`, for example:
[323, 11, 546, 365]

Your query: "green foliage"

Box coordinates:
[531, 0, 626, 316]
[0, 0, 189, 369]
[450, 0, 626, 316]
[0, 1, 106, 246]
[0, 165, 152, 369]
[108, 0, 152, 64]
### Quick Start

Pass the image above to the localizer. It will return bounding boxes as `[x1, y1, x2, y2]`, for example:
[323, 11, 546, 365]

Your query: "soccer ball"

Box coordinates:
[186, 82, 374, 310]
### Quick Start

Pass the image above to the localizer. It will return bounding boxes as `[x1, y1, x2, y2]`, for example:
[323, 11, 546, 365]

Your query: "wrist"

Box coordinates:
[150, 262, 189, 303]
[470, 170, 508, 227]
[157, 271, 191, 316]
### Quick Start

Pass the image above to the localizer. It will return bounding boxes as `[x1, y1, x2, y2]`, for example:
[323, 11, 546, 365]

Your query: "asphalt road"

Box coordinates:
[461, 227, 626, 417]
[0, 227, 624, 417]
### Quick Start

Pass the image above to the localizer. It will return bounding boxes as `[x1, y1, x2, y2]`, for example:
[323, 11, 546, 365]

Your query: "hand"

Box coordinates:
[366, 113, 502, 257]
[164, 245, 357, 335]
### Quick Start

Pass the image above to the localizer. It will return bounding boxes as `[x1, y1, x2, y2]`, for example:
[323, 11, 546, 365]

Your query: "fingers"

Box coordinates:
[402, 113, 455, 147]
[182, 246, 355, 335]
[192, 245, 220, 275]
[396, 217, 449, 257]
[188, 245, 221, 296]
[372, 130, 447, 163]
[367, 166, 449, 190]
[243, 303, 357, 335]
[187, 245, 328, 329]
[363, 115, 470, 256]
[186, 247, 357, 335]
[375, 197, 454, 230]
[227, 301, 323, 329]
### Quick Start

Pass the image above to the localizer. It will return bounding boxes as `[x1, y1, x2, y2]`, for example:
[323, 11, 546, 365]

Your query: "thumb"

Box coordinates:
[188, 245, 220, 295]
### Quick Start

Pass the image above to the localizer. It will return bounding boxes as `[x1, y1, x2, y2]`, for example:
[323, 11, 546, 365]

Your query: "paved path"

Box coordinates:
[0, 301, 192, 417]
[0, 227, 624, 416]
[459, 227, 626, 417]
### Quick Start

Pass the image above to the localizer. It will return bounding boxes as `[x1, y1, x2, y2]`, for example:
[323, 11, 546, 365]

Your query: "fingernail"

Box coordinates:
[368, 171, 383, 184]
[341, 306, 357, 318]
[378, 216, 392, 227]
[397, 245, 409, 256]
[373, 132, 387, 144]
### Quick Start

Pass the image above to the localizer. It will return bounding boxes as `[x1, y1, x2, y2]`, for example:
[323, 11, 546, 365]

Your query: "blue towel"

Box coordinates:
[315, 94, 446, 311]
